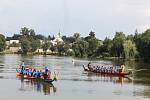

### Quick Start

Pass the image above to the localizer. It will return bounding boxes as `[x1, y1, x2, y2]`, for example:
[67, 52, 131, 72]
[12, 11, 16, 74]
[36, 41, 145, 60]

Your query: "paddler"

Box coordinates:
[45, 67, 49, 75]
[43, 67, 51, 79]
[20, 61, 25, 74]
[120, 64, 125, 73]
[87, 62, 92, 70]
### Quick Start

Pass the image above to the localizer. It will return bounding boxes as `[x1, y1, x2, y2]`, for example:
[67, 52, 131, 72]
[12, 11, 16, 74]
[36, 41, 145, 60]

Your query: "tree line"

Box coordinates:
[0, 27, 150, 62]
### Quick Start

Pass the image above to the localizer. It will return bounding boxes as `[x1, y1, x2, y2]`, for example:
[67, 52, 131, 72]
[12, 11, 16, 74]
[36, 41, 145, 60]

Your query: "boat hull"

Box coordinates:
[83, 66, 131, 77]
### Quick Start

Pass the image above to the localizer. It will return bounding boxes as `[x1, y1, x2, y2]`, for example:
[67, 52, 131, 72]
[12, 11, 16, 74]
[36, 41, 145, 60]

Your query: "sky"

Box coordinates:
[0, 0, 150, 40]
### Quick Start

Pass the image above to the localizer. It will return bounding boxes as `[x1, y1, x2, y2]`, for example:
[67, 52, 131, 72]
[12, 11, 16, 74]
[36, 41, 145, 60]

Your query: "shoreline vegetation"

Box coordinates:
[0, 27, 150, 62]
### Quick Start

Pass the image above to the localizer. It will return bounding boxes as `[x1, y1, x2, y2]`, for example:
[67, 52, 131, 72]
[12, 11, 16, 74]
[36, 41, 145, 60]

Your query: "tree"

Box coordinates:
[20, 27, 30, 36]
[21, 39, 30, 54]
[123, 40, 137, 59]
[63, 43, 71, 54]
[89, 31, 95, 37]
[0, 34, 6, 52]
[85, 31, 100, 57]
[48, 35, 52, 40]
[136, 29, 150, 61]
[12, 34, 21, 40]
[30, 39, 40, 52]
[35, 34, 46, 40]
[50, 45, 56, 53]
[42, 42, 51, 55]
[73, 32, 80, 41]
[103, 37, 113, 53]
[96, 37, 113, 57]
[57, 43, 65, 55]
[62, 36, 75, 43]
[72, 40, 89, 57]
[127, 34, 134, 41]
[112, 32, 126, 58]
[29, 29, 36, 38]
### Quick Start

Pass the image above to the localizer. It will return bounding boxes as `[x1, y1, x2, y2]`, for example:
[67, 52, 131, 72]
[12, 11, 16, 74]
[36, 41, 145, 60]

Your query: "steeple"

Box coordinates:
[58, 31, 60, 37]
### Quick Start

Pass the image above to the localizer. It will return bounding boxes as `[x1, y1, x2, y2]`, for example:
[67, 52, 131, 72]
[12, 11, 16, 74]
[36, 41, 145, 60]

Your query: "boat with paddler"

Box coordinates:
[82, 65, 131, 77]
[16, 68, 57, 84]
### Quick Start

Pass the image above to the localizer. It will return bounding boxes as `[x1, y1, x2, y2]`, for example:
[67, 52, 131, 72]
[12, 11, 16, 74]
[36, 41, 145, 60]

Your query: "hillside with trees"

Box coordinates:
[1, 27, 150, 62]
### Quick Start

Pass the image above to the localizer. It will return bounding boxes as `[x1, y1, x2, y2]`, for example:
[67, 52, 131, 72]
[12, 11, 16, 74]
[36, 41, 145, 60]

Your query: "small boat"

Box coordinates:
[83, 65, 131, 77]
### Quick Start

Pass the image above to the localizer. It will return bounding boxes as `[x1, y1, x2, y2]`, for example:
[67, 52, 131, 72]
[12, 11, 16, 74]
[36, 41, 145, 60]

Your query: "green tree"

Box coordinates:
[62, 36, 75, 43]
[31, 39, 40, 52]
[127, 34, 134, 41]
[73, 32, 80, 41]
[35, 34, 46, 40]
[50, 45, 56, 53]
[112, 32, 126, 58]
[136, 29, 150, 61]
[20, 27, 30, 36]
[72, 40, 89, 57]
[57, 43, 65, 55]
[123, 40, 137, 59]
[21, 39, 30, 54]
[29, 29, 36, 38]
[89, 31, 95, 37]
[48, 35, 52, 40]
[20, 27, 42, 54]
[63, 43, 71, 54]
[103, 37, 113, 54]
[0, 34, 6, 52]
[42, 42, 51, 55]
[96, 37, 113, 57]
[85, 31, 100, 57]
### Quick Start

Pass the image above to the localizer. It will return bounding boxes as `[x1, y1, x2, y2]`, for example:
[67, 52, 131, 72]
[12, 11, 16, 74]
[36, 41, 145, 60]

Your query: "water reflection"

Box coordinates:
[19, 79, 57, 95]
[0, 55, 150, 99]
[85, 72, 132, 85]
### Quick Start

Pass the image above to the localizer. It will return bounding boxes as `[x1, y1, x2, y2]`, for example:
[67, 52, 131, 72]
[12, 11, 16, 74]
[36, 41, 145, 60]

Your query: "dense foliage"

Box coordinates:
[0, 34, 6, 52]
[20, 27, 41, 54]
[3, 27, 150, 62]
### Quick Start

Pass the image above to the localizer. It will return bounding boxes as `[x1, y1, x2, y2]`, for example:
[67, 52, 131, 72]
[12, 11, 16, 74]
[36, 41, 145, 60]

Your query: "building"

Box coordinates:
[51, 32, 63, 46]
[35, 49, 52, 53]
[5, 40, 21, 53]
[9, 47, 21, 53]
[9, 40, 19, 44]
[6, 40, 20, 46]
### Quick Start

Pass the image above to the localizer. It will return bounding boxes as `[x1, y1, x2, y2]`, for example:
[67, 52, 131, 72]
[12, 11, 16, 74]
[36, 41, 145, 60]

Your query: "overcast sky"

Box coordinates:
[0, 0, 150, 39]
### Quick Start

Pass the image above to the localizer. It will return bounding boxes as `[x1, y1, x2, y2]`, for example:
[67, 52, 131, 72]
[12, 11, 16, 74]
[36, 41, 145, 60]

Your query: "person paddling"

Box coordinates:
[87, 62, 92, 70]
[43, 67, 51, 79]
[45, 67, 49, 75]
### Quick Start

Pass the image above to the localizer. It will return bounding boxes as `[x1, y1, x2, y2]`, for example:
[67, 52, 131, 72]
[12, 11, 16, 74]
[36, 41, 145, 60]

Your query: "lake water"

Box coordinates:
[0, 54, 150, 100]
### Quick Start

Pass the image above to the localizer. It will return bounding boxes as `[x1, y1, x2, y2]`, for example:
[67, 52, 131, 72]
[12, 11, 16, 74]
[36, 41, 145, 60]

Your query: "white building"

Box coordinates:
[5, 40, 20, 50]
[51, 32, 63, 46]
[35, 49, 52, 53]
[9, 40, 19, 44]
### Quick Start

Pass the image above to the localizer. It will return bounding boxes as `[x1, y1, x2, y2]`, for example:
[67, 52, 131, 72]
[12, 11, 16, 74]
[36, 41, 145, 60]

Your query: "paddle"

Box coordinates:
[127, 68, 149, 72]
[51, 71, 59, 81]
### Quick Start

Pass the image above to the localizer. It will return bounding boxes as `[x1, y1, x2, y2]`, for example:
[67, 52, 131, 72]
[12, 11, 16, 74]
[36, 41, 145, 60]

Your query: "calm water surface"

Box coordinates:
[0, 54, 150, 100]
